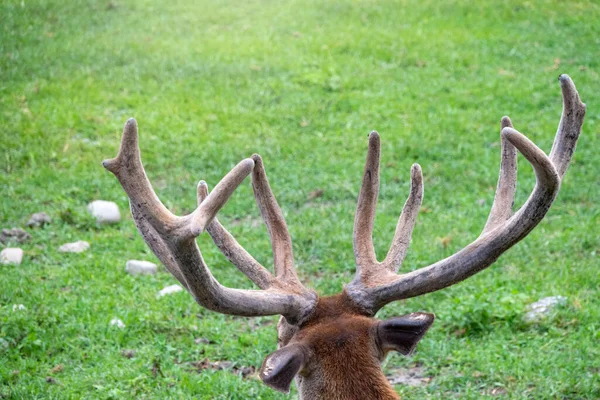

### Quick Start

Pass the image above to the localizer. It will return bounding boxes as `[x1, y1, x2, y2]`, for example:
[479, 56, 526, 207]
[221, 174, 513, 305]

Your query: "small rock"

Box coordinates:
[1, 248, 24, 265]
[27, 212, 51, 228]
[308, 189, 324, 200]
[524, 296, 567, 322]
[58, 240, 90, 253]
[0, 338, 9, 350]
[50, 364, 64, 374]
[121, 349, 136, 359]
[194, 337, 215, 345]
[490, 387, 508, 396]
[0, 228, 30, 244]
[158, 284, 184, 297]
[87, 200, 121, 224]
[12, 304, 26, 312]
[213, 360, 234, 369]
[126, 260, 157, 276]
[238, 366, 257, 379]
[110, 318, 126, 329]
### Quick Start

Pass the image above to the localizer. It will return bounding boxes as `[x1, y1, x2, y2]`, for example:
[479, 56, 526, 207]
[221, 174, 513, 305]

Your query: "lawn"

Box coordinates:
[1, 0, 599, 398]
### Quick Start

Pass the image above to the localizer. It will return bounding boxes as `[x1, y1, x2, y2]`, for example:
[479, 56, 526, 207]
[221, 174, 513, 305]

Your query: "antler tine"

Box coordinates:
[353, 131, 380, 273]
[102, 118, 254, 239]
[103, 119, 317, 323]
[197, 181, 278, 290]
[188, 158, 255, 237]
[381, 163, 424, 273]
[353, 135, 424, 281]
[550, 74, 586, 179]
[346, 75, 585, 315]
[251, 154, 304, 288]
[102, 118, 179, 233]
[482, 116, 517, 235]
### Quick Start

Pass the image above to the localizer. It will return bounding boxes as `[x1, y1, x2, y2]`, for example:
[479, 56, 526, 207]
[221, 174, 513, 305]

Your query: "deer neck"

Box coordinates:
[295, 360, 399, 400]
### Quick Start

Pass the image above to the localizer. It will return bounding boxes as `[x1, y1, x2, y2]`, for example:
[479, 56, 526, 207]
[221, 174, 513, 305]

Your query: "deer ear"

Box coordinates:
[259, 344, 307, 393]
[377, 312, 435, 356]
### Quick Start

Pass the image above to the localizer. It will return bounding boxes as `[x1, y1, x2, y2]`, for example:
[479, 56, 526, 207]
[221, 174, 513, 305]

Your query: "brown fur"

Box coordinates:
[279, 293, 400, 400]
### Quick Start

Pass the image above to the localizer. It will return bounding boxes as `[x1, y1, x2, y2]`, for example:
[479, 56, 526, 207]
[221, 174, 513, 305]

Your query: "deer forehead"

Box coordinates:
[289, 294, 379, 354]
[298, 314, 375, 344]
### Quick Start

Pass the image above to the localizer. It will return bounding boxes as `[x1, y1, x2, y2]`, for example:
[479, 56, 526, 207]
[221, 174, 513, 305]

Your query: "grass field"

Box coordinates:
[1, 0, 599, 398]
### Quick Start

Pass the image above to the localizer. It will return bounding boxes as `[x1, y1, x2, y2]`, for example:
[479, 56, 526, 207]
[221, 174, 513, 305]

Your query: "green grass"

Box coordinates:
[1, 0, 599, 398]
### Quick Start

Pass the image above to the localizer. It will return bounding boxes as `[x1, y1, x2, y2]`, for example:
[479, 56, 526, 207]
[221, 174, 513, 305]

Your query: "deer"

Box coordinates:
[102, 75, 585, 399]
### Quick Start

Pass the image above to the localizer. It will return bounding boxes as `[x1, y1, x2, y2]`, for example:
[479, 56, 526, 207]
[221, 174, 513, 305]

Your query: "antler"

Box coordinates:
[353, 130, 424, 284]
[103, 119, 316, 323]
[197, 154, 307, 293]
[346, 74, 586, 315]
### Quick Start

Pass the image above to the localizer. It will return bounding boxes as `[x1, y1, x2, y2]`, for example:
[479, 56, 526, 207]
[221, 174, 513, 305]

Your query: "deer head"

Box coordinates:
[103, 75, 585, 400]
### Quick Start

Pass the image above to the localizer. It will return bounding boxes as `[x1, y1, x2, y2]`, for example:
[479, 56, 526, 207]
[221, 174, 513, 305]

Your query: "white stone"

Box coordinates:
[1, 248, 23, 265]
[158, 284, 184, 297]
[126, 260, 157, 276]
[12, 304, 26, 312]
[524, 296, 567, 322]
[27, 212, 51, 227]
[0, 338, 8, 350]
[110, 318, 126, 329]
[87, 200, 121, 224]
[58, 240, 90, 253]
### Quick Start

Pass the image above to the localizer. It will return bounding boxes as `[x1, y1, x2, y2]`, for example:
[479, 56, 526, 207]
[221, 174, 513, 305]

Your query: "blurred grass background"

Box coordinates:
[1, 0, 599, 398]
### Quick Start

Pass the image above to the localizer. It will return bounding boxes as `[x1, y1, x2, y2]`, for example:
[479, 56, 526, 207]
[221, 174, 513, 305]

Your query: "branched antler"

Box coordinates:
[346, 74, 586, 314]
[103, 120, 316, 323]
[353, 131, 424, 285]
[103, 74, 584, 330]
[104, 74, 585, 398]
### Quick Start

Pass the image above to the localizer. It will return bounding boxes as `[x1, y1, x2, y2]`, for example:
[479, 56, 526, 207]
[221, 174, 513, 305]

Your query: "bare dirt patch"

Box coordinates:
[190, 358, 256, 379]
[386, 366, 432, 386]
